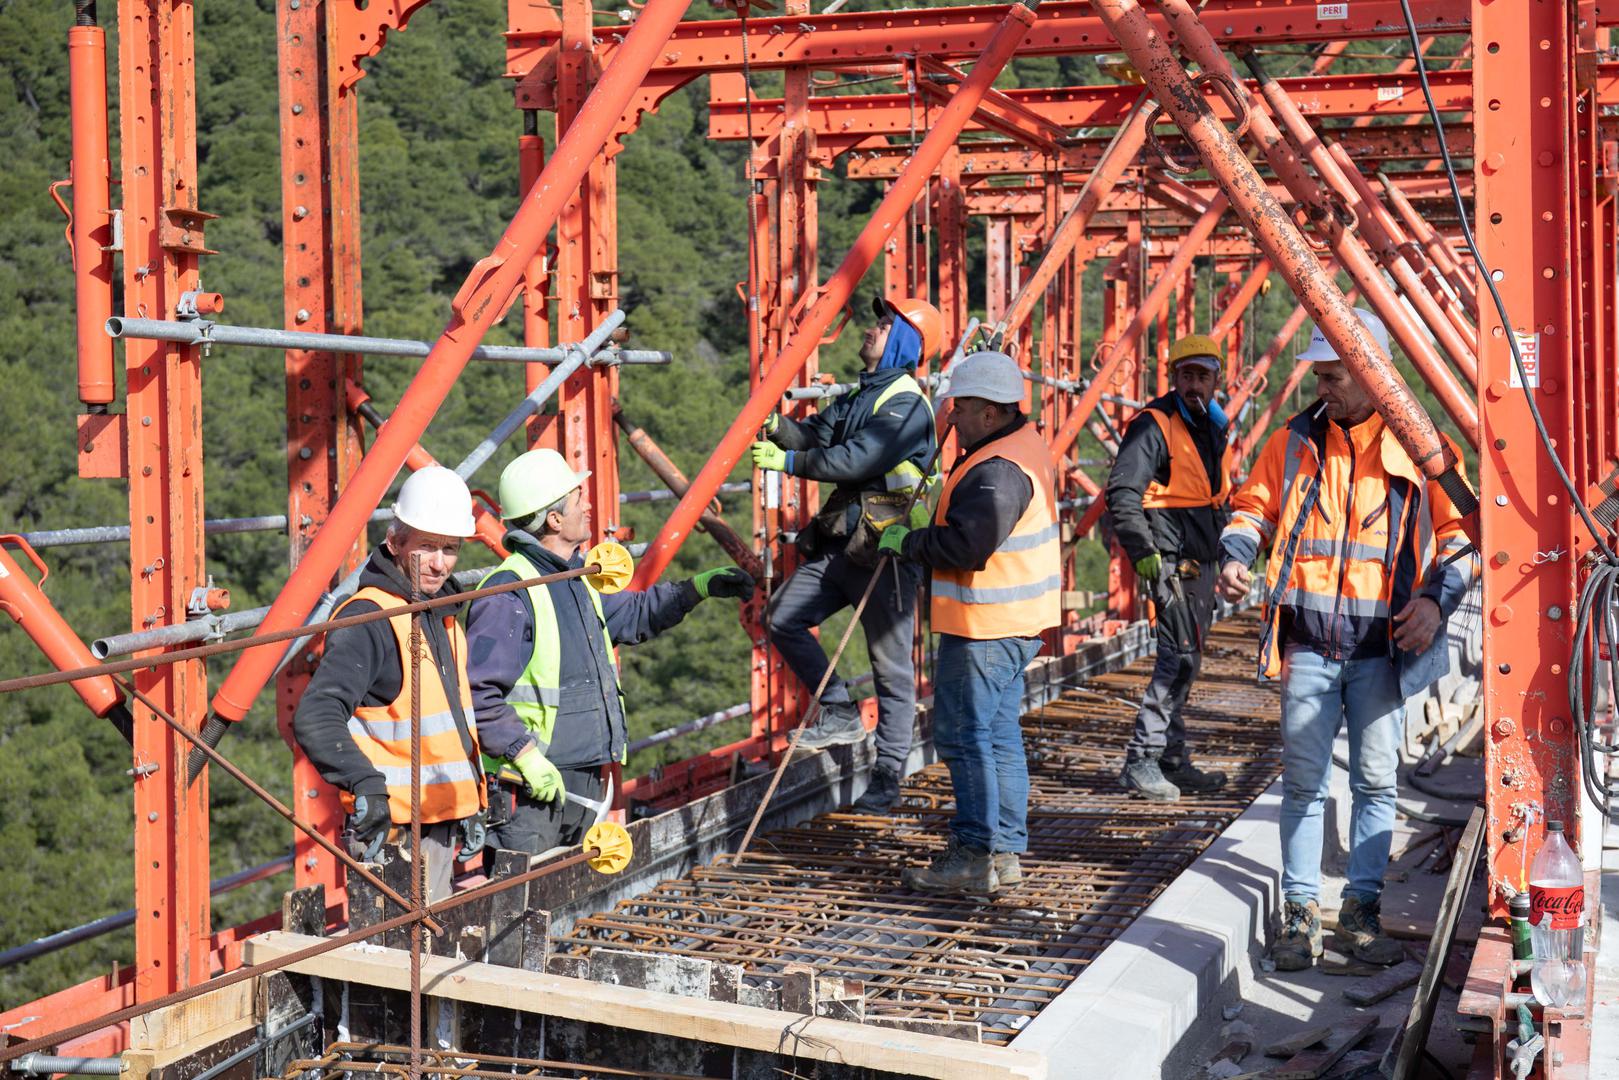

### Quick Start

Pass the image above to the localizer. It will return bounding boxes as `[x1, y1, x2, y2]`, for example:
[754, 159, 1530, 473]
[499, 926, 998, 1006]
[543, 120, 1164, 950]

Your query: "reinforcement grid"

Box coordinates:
[558, 614, 1282, 1046]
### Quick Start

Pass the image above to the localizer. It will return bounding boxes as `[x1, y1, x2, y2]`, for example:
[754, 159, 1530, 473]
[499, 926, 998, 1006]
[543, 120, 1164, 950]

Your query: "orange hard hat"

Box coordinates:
[873, 296, 945, 361]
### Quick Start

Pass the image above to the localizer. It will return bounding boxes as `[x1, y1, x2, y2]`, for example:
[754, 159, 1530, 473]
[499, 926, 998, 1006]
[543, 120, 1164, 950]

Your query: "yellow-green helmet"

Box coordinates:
[498, 449, 589, 521]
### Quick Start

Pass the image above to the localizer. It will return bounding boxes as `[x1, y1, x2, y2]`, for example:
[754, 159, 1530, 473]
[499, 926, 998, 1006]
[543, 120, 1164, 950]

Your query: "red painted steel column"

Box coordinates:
[1474, 0, 1586, 912]
[985, 217, 1012, 324]
[1106, 0, 1477, 520]
[206, 0, 696, 733]
[276, 0, 371, 901]
[68, 15, 115, 407]
[119, 0, 212, 994]
[519, 118, 553, 448]
[634, 0, 1041, 588]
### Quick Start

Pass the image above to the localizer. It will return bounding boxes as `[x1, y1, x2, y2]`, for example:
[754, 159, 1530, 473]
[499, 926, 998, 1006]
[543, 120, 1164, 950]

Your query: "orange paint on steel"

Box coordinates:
[988, 91, 1151, 345]
[1047, 193, 1229, 458]
[633, 0, 1042, 589]
[206, 0, 695, 730]
[1210, 259, 1271, 343]
[0, 538, 124, 718]
[1125, 0, 1477, 501]
[67, 22, 115, 407]
[1379, 169, 1477, 311]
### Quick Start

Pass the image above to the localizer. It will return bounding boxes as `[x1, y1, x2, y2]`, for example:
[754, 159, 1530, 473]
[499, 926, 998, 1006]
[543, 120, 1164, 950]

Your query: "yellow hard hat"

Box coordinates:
[1168, 334, 1223, 371]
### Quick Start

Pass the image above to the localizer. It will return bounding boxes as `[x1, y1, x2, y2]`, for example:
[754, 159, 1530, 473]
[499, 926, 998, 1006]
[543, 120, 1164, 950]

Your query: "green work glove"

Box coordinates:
[762, 412, 781, 437]
[751, 441, 787, 472]
[1134, 553, 1164, 582]
[693, 566, 756, 601]
[513, 747, 564, 803]
[878, 524, 911, 558]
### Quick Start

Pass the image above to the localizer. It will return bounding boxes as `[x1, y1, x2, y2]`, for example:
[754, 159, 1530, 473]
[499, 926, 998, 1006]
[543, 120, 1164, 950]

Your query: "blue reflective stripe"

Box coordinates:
[933, 574, 1063, 605]
[995, 522, 1059, 553]
[347, 709, 462, 745]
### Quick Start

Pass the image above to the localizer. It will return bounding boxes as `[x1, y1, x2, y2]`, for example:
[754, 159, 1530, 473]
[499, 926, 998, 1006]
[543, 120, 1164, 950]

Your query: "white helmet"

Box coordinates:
[498, 448, 591, 521]
[1297, 307, 1390, 362]
[392, 466, 477, 538]
[939, 350, 1026, 405]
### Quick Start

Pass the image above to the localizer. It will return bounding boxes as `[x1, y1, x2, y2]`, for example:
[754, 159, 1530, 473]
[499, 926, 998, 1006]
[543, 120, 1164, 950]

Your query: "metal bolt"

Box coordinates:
[306, 789, 319, 799]
[1495, 494, 1509, 506]
[1494, 717, 1516, 738]
[295, 308, 311, 323]
[304, 652, 317, 663]
[293, 205, 309, 221]
[1548, 606, 1563, 620]
[289, 0, 299, 7]
[141, 416, 152, 427]
[305, 854, 318, 870]
[291, 103, 304, 115]
[298, 447, 313, 460]
[148, 812, 159, 822]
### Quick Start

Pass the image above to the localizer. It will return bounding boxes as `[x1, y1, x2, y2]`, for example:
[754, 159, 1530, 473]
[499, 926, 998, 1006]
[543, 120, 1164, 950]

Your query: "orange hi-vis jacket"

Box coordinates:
[1140, 407, 1228, 510]
[335, 587, 485, 825]
[931, 423, 1062, 639]
[1219, 409, 1473, 697]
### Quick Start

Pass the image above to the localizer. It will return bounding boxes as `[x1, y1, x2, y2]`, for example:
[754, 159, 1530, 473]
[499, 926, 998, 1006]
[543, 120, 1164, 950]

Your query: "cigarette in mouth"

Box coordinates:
[1313, 400, 1329, 419]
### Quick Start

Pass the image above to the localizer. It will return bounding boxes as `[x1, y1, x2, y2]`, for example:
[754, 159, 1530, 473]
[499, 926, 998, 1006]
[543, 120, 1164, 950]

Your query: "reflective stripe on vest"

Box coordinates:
[336, 587, 484, 825]
[479, 552, 618, 765]
[1140, 407, 1226, 510]
[931, 424, 1062, 640]
[869, 374, 939, 495]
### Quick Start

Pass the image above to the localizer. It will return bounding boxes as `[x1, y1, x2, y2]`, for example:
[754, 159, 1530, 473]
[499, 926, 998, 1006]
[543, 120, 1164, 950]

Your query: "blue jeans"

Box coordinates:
[931, 633, 1043, 853]
[766, 551, 920, 771]
[1279, 647, 1403, 905]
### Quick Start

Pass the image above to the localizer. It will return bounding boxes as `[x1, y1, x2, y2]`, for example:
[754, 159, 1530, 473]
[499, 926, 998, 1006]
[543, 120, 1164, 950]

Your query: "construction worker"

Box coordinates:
[466, 449, 754, 855]
[876, 350, 1061, 895]
[1106, 333, 1231, 802]
[750, 296, 944, 813]
[1217, 308, 1473, 971]
[292, 466, 486, 903]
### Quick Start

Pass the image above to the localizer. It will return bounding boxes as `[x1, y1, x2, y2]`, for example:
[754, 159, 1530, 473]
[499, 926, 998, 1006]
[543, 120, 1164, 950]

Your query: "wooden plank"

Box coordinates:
[128, 979, 255, 1052]
[864, 1016, 984, 1043]
[1343, 960, 1423, 1006]
[1263, 1023, 1336, 1058]
[281, 885, 326, 937]
[243, 931, 1047, 1080]
[1273, 1015, 1377, 1079]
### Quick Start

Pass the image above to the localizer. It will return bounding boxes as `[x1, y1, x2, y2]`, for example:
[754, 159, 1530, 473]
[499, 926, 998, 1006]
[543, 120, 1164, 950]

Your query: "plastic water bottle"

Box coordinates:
[1528, 820, 1586, 1009]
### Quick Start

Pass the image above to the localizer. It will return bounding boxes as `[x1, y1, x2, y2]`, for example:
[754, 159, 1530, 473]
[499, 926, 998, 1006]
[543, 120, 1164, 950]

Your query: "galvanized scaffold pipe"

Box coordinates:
[1101, 0, 1479, 539]
[633, 0, 1042, 589]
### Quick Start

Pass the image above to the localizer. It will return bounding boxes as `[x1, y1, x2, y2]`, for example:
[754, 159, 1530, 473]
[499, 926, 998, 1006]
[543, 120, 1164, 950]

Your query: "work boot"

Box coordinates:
[902, 837, 997, 896]
[993, 852, 1023, 888]
[1270, 899, 1324, 971]
[795, 699, 866, 751]
[1160, 754, 1228, 794]
[1334, 894, 1405, 967]
[1119, 755, 1181, 803]
[852, 764, 902, 813]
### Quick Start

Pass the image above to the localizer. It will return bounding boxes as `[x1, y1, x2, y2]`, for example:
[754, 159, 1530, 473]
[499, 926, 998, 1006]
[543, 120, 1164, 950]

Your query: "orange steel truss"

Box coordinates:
[2, 1, 1618, 1076]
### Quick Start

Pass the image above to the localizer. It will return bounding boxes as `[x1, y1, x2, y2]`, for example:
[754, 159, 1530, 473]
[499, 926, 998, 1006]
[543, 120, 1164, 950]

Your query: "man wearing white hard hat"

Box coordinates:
[1216, 306, 1473, 972]
[293, 466, 487, 902]
[875, 350, 1061, 896]
[467, 449, 754, 855]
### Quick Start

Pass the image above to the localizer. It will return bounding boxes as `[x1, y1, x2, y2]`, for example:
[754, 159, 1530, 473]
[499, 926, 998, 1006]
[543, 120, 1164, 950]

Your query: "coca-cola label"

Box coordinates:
[1530, 884, 1585, 930]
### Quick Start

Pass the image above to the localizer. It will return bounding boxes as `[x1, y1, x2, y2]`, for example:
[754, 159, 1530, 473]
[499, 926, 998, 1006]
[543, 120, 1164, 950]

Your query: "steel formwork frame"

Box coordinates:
[3, 2, 1617, 1077]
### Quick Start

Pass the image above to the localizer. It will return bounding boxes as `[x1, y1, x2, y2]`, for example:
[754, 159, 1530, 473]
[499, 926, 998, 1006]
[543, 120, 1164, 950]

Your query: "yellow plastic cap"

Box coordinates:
[584, 820, 633, 875]
[585, 541, 634, 594]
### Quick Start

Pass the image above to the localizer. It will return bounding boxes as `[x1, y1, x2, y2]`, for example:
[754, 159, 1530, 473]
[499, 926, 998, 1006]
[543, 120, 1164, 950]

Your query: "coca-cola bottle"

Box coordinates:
[1528, 820, 1586, 1009]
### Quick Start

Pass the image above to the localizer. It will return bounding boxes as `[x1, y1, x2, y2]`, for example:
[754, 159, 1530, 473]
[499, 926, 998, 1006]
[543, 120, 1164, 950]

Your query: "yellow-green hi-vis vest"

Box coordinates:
[478, 550, 619, 775]
[868, 373, 939, 526]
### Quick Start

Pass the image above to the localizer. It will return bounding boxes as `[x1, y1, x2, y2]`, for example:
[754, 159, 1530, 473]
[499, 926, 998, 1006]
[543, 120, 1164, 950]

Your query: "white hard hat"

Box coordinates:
[1297, 307, 1390, 362]
[939, 350, 1026, 405]
[392, 466, 477, 538]
[498, 448, 590, 521]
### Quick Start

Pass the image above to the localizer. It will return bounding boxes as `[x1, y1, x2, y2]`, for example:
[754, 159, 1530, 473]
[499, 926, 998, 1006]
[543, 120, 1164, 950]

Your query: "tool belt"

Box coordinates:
[800, 488, 927, 569]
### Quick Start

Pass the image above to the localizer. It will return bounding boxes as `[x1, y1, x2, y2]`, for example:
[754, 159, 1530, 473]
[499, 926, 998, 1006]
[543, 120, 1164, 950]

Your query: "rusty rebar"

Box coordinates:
[407, 596, 424, 1080]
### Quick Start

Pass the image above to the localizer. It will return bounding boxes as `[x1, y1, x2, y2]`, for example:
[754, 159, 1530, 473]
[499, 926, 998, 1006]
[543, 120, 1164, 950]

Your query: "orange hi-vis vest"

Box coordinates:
[335, 587, 485, 825]
[1140, 407, 1227, 510]
[931, 423, 1062, 639]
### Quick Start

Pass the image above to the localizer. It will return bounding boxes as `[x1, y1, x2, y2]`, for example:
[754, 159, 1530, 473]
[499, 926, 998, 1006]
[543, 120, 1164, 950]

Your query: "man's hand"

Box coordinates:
[346, 793, 391, 860]
[751, 441, 787, 472]
[1217, 560, 1253, 604]
[513, 746, 564, 803]
[1134, 553, 1163, 582]
[1392, 596, 1443, 653]
[692, 566, 755, 601]
[761, 413, 781, 438]
[878, 524, 910, 558]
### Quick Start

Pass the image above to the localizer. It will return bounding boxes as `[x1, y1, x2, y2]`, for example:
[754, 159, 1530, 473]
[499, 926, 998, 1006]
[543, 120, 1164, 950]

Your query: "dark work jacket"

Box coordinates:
[291, 548, 475, 798]
[770, 367, 936, 533]
[1104, 393, 1229, 565]
[901, 414, 1035, 572]
[465, 530, 700, 771]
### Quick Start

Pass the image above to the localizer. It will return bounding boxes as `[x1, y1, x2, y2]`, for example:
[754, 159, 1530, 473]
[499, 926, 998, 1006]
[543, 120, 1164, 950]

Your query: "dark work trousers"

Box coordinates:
[765, 549, 921, 773]
[486, 765, 606, 856]
[1125, 560, 1217, 765]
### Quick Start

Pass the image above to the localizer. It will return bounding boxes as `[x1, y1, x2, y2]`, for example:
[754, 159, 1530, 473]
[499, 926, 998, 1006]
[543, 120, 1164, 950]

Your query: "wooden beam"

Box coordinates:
[243, 932, 1047, 1080]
